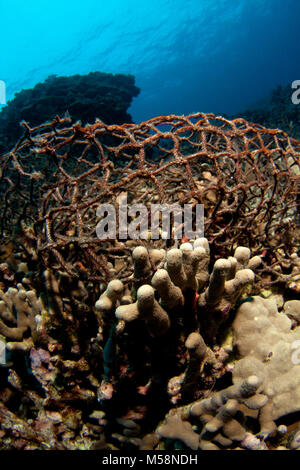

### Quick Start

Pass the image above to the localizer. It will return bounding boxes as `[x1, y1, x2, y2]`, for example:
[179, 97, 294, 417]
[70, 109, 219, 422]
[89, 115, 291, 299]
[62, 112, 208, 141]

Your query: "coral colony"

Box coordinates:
[0, 104, 299, 450]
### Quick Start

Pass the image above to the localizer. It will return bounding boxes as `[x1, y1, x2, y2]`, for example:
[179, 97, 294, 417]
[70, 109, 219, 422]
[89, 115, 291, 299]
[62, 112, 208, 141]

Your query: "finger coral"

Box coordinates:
[0, 284, 42, 351]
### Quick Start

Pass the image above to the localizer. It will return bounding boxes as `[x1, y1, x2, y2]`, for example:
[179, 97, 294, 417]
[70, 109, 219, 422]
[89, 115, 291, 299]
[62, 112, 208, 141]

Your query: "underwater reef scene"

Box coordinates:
[0, 72, 140, 155]
[235, 84, 300, 141]
[0, 80, 300, 452]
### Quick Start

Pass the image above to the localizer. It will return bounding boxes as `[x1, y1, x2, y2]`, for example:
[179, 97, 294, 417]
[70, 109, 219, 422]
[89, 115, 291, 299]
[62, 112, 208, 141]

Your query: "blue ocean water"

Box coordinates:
[0, 0, 300, 123]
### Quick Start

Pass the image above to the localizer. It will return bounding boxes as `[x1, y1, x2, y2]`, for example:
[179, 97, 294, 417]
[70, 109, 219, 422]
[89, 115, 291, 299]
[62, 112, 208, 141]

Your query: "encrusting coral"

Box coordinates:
[232, 296, 300, 430]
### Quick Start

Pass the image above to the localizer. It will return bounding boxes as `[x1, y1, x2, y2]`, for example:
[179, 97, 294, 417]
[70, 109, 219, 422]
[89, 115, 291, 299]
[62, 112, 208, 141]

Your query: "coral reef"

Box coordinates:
[0, 113, 299, 289]
[0, 71, 140, 154]
[0, 112, 299, 451]
[0, 234, 299, 450]
[0, 284, 42, 351]
[235, 84, 300, 139]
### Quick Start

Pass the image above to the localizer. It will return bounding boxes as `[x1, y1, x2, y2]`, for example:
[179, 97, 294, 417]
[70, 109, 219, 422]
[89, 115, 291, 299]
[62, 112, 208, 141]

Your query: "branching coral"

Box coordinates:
[137, 374, 271, 450]
[92, 239, 259, 425]
[0, 284, 42, 351]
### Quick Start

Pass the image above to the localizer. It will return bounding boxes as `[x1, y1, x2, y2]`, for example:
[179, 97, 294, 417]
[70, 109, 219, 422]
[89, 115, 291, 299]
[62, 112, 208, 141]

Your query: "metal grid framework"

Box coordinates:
[0, 113, 299, 283]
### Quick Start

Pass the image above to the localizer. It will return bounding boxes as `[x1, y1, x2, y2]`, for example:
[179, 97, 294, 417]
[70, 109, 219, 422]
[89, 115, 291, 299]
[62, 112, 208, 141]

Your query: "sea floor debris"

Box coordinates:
[0, 112, 299, 450]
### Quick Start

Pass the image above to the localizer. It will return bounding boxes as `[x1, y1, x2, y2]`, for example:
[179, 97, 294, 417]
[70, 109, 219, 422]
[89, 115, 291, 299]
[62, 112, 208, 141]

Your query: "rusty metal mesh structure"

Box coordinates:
[0, 112, 299, 283]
